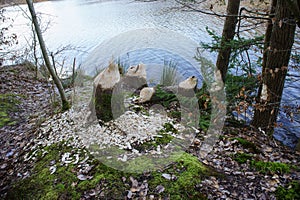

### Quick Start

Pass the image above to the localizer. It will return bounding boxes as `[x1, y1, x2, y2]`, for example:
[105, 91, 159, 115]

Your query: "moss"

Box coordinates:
[231, 137, 261, 153]
[7, 142, 82, 199]
[162, 123, 178, 134]
[148, 152, 209, 199]
[133, 134, 174, 153]
[169, 110, 181, 120]
[233, 152, 253, 164]
[275, 181, 300, 200]
[77, 160, 128, 198]
[0, 93, 22, 128]
[8, 139, 212, 199]
[250, 160, 291, 174]
[156, 133, 174, 146]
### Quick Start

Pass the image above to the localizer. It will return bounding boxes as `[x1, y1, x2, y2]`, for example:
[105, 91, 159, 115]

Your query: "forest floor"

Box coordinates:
[0, 65, 300, 199]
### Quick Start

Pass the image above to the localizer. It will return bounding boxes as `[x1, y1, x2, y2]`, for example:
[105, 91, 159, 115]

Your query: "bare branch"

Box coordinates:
[175, 0, 272, 20]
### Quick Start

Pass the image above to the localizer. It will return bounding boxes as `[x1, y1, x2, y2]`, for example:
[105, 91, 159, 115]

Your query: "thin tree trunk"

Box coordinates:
[256, 0, 277, 100]
[26, 0, 70, 111]
[216, 0, 241, 83]
[252, 0, 296, 132]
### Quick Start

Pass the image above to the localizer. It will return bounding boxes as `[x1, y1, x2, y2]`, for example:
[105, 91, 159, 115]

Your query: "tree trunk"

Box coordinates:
[256, 0, 277, 100]
[216, 0, 241, 83]
[287, 0, 300, 28]
[26, 0, 70, 111]
[252, 0, 296, 132]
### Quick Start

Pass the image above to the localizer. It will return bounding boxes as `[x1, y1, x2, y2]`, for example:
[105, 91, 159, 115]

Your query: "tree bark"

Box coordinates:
[26, 0, 70, 111]
[216, 0, 241, 83]
[287, 0, 300, 28]
[252, 0, 296, 132]
[256, 0, 277, 100]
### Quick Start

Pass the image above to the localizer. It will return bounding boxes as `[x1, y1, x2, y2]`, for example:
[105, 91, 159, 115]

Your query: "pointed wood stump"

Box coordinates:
[93, 62, 120, 123]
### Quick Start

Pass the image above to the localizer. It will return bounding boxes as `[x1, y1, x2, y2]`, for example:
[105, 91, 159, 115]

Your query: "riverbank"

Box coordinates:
[0, 64, 299, 199]
[0, 64, 57, 196]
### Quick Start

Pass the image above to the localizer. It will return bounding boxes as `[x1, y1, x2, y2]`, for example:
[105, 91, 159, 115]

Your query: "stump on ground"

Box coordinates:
[93, 62, 121, 123]
[122, 64, 147, 91]
[178, 76, 198, 97]
[92, 63, 148, 123]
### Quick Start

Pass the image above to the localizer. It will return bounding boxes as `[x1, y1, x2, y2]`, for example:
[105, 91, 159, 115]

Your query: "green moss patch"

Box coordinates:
[233, 152, 253, 164]
[7, 141, 83, 199]
[8, 140, 211, 199]
[0, 93, 22, 128]
[250, 160, 291, 174]
[231, 137, 261, 153]
[275, 181, 300, 200]
[148, 152, 210, 199]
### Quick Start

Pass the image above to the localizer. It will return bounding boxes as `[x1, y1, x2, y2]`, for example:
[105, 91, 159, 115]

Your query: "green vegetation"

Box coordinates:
[233, 152, 253, 164]
[152, 82, 212, 131]
[275, 181, 300, 200]
[160, 60, 178, 86]
[225, 74, 258, 125]
[169, 110, 181, 120]
[232, 151, 292, 174]
[152, 85, 178, 107]
[7, 141, 82, 199]
[8, 140, 210, 199]
[196, 83, 211, 131]
[225, 74, 258, 103]
[162, 122, 178, 134]
[0, 93, 22, 128]
[201, 27, 264, 74]
[231, 137, 261, 153]
[250, 160, 291, 174]
[148, 152, 209, 199]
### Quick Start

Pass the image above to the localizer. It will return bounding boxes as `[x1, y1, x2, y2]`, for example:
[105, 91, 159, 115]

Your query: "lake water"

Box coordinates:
[3, 0, 299, 147]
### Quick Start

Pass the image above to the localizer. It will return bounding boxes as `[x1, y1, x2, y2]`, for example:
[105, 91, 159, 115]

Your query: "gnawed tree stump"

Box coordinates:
[112, 63, 148, 118]
[135, 76, 199, 127]
[136, 76, 198, 104]
[93, 62, 121, 123]
[122, 64, 147, 91]
[178, 76, 198, 97]
[92, 63, 147, 123]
